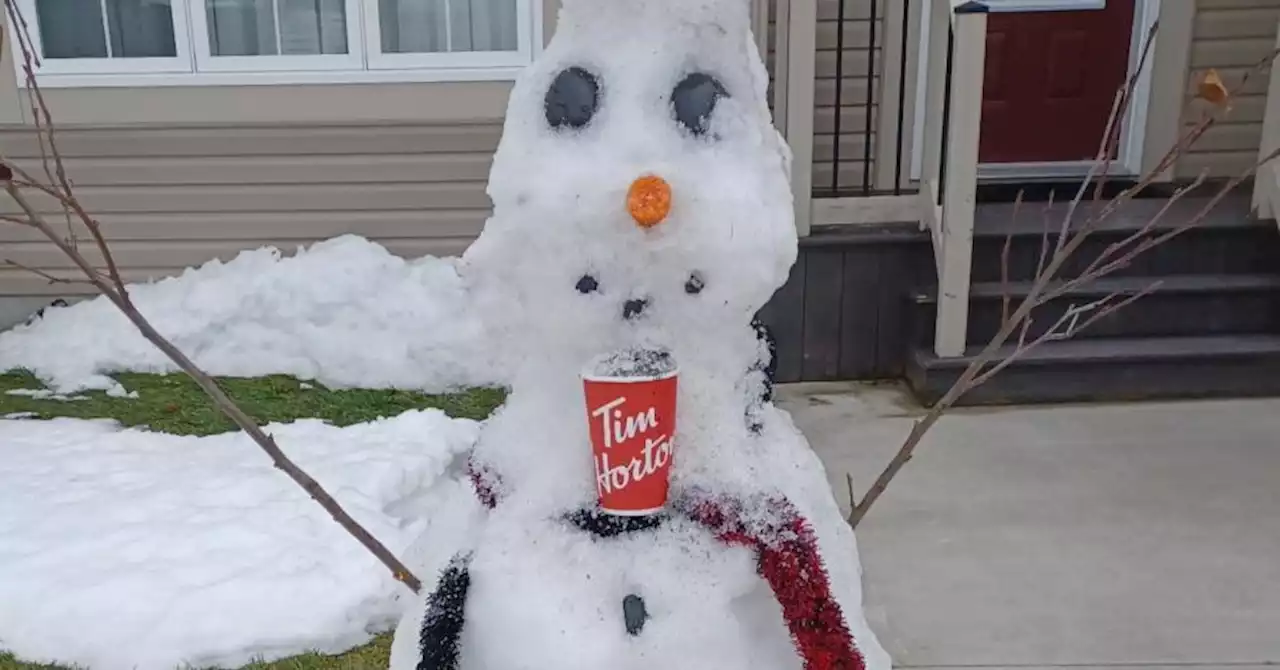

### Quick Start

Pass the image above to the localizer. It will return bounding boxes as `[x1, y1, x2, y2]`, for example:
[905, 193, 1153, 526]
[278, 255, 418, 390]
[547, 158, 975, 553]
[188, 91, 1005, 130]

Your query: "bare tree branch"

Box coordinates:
[3, 259, 101, 286]
[971, 281, 1163, 388]
[3, 2, 77, 247]
[847, 46, 1280, 529]
[0, 0, 423, 594]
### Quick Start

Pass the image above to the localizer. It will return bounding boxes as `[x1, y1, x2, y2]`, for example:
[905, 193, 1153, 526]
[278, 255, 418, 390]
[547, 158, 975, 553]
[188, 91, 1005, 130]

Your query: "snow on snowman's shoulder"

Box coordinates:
[0, 235, 502, 395]
[0, 409, 482, 670]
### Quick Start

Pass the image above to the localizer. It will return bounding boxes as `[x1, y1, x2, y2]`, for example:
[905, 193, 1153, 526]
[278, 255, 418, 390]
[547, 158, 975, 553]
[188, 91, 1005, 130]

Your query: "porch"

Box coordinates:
[758, 0, 1280, 405]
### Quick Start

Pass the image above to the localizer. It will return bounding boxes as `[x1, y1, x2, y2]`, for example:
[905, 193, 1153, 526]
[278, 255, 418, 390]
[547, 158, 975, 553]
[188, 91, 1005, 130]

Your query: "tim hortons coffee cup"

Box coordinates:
[582, 348, 679, 516]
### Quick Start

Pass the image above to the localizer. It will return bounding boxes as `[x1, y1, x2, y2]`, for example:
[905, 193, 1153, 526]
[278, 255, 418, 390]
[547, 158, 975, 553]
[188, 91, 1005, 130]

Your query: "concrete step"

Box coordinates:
[969, 196, 1280, 283]
[910, 274, 1280, 346]
[906, 334, 1280, 406]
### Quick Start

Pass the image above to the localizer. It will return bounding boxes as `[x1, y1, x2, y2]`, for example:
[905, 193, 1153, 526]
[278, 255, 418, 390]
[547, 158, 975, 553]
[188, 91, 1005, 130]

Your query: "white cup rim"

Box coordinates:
[581, 367, 679, 384]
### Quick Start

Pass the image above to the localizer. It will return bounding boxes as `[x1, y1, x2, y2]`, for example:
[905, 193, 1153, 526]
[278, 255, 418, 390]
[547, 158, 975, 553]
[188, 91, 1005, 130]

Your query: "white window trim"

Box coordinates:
[12, 0, 194, 74]
[8, 0, 543, 88]
[981, 0, 1106, 12]
[362, 0, 536, 71]
[189, 0, 365, 72]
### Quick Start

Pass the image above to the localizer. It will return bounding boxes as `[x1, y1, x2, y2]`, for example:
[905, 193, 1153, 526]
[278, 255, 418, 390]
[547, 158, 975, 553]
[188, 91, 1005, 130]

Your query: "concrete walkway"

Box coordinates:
[779, 382, 1280, 670]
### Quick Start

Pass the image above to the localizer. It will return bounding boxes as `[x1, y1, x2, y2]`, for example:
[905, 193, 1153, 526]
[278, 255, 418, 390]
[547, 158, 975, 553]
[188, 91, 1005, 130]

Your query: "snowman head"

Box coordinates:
[462, 0, 798, 379]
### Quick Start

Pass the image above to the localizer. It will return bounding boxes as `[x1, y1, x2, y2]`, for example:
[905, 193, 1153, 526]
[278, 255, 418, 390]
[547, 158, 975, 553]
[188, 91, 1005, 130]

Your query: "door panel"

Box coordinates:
[978, 0, 1136, 164]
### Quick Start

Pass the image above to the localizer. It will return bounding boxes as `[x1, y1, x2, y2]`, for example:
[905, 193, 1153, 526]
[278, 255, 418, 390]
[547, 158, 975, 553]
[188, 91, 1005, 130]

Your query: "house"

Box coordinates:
[2, 0, 1279, 405]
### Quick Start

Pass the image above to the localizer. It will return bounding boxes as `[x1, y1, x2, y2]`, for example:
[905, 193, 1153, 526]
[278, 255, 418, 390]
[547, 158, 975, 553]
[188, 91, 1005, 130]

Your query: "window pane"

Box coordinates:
[37, 0, 176, 59]
[380, 0, 518, 54]
[206, 0, 348, 56]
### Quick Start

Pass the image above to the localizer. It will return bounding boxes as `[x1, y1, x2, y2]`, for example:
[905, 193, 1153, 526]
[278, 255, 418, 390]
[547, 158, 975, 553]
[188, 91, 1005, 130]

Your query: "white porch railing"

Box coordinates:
[1252, 18, 1280, 221]
[775, 0, 989, 359]
[918, 0, 988, 357]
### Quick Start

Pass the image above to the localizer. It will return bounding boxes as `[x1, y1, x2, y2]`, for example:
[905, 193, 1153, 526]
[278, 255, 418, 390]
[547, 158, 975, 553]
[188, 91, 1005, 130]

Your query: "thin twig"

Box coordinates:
[3, 1, 77, 247]
[3, 259, 99, 286]
[1063, 174, 1207, 294]
[1092, 21, 1158, 204]
[0, 214, 33, 226]
[1000, 191, 1023, 328]
[972, 282, 1162, 388]
[1036, 191, 1055, 290]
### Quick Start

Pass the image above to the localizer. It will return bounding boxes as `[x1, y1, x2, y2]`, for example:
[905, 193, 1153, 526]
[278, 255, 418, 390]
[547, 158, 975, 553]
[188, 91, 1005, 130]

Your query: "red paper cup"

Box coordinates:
[582, 349, 679, 516]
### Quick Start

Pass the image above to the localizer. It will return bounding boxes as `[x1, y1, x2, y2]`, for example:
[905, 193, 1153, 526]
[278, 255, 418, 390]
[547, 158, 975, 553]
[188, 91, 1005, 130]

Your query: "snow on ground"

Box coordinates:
[0, 411, 482, 670]
[5, 389, 87, 401]
[0, 235, 502, 394]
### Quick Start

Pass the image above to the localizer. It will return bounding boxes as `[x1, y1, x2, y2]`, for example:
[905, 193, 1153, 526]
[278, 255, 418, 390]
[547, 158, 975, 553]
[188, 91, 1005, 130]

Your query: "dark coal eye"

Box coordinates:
[546, 67, 601, 130]
[685, 272, 705, 295]
[671, 72, 728, 136]
[576, 275, 600, 294]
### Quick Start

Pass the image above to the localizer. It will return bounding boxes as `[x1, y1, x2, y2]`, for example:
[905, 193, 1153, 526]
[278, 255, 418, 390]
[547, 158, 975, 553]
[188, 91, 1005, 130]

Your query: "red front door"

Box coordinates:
[979, 0, 1136, 164]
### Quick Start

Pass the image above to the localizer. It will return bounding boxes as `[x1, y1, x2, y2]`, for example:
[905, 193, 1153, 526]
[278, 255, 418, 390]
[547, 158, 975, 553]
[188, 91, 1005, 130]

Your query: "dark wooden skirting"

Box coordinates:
[757, 222, 933, 383]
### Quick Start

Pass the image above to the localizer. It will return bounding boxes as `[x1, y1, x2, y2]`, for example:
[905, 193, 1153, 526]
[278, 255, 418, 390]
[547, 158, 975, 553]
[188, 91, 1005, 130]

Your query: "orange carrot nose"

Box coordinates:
[627, 175, 672, 229]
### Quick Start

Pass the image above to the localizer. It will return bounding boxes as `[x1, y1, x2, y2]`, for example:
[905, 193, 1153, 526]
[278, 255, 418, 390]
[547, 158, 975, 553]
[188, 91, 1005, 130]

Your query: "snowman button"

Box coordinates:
[622, 594, 648, 636]
[685, 272, 706, 295]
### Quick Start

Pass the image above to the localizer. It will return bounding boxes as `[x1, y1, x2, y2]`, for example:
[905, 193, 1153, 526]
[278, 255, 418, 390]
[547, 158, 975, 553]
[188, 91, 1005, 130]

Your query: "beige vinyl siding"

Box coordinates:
[812, 0, 880, 195]
[0, 1, 570, 299]
[0, 123, 500, 295]
[1177, 0, 1280, 179]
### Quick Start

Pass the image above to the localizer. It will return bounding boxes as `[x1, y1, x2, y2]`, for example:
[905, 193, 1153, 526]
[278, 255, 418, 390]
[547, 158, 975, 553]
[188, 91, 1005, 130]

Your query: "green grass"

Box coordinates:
[0, 371, 504, 435]
[0, 635, 394, 670]
[0, 370, 506, 670]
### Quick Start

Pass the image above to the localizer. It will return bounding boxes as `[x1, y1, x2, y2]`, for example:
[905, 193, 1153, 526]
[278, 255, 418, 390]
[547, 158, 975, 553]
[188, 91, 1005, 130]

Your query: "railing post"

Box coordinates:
[933, 2, 986, 359]
[920, 0, 950, 206]
[785, 0, 818, 237]
[1253, 19, 1280, 219]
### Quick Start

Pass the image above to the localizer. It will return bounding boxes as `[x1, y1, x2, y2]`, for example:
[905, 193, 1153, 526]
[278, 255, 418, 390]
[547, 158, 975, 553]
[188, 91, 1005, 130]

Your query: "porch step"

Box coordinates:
[906, 334, 1280, 407]
[969, 196, 1280, 282]
[909, 273, 1280, 346]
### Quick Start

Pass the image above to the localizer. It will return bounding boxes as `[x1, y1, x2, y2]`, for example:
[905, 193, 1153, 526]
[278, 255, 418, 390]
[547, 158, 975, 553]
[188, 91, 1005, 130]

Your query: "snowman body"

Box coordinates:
[454, 503, 801, 670]
[389, 1, 890, 668]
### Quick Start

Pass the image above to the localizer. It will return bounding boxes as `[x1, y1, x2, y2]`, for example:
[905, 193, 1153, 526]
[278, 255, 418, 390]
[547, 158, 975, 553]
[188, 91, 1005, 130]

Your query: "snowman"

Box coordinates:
[388, 1, 890, 669]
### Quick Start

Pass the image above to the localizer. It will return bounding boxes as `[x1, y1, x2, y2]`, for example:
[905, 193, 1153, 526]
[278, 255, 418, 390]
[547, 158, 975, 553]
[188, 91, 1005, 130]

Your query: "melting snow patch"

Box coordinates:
[0, 235, 502, 394]
[0, 410, 482, 670]
[5, 388, 87, 402]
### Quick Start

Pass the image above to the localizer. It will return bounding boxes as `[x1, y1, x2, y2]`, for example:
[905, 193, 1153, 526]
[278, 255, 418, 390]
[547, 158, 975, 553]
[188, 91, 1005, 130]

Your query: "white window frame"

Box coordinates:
[981, 0, 1106, 11]
[12, 0, 194, 75]
[190, 0, 365, 72]
[7, 0, 542, 87]
[363, 0, 536, 72]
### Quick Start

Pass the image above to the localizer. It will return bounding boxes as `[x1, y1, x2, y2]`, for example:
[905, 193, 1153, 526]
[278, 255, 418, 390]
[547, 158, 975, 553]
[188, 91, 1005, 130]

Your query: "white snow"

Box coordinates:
[103, 385, 139, 399]
[0, 235, 502, 394]
[0, 411, 481, 670]
[3, 1, 891, 668]
[5, 388, 87, 401]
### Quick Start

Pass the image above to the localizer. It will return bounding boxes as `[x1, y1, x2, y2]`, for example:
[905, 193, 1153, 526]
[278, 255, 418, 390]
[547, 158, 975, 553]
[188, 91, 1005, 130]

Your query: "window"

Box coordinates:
[11, 0, 539, 85]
